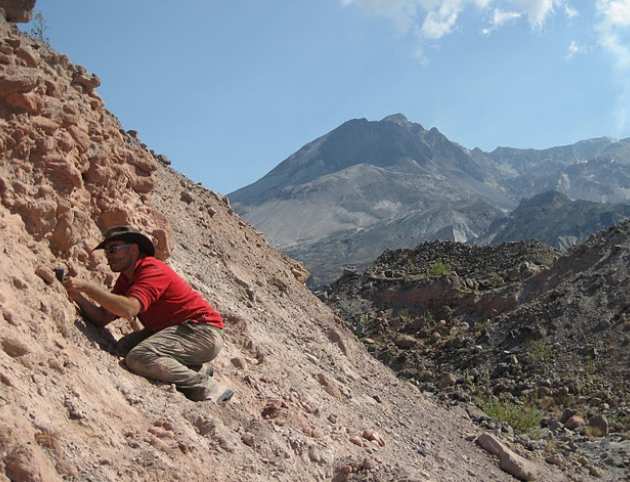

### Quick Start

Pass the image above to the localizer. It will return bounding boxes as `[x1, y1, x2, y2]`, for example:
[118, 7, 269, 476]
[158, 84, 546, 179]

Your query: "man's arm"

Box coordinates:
[71, 291, 118, 327]
[64, 279, 142, 322]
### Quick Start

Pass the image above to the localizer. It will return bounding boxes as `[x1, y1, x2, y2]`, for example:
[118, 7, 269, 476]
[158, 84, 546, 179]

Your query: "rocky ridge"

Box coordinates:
[0, 5, 568, 482]
[323, 233, 630, 481]
[479, 190, 630, 251]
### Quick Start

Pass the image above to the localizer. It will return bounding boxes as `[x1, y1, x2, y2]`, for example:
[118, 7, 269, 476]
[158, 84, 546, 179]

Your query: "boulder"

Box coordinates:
[0, 0, 35, 22]
[476, 433, 541, 481]
[588, 414, 608, 437]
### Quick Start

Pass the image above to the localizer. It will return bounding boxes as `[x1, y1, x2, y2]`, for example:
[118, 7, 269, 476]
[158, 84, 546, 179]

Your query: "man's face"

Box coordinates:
[103, 241, 138, 273]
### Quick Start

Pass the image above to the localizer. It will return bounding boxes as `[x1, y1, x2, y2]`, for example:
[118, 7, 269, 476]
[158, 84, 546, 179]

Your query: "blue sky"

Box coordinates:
[28, 1, 630, 194]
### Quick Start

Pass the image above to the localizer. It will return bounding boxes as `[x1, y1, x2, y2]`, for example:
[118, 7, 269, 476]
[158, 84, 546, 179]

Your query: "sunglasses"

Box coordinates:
[104, 243, 131, 255]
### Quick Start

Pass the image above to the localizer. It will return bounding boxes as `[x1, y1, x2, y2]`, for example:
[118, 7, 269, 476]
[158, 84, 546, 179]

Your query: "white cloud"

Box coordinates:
[512, 0, 565, 27]
[566, 40, 583, 58]
[342, 0, 568, 38]
[565, 4, 578, 18]
[596, 0, 630, 131]
[598, 0, 630, 26]
[421, 0, 465, 39]
[481, 8, 522, 34]
[341, 0, 578, 59]
[494, 8, 523, 25]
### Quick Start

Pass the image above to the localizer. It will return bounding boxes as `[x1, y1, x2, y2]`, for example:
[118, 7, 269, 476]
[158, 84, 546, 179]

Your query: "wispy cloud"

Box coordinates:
[596, 0, 630, 131]
[342, 1, 577, 41]
[565, 4, 578, 18]
[482, 8, 522, 35]
[566, 40, 585, 58]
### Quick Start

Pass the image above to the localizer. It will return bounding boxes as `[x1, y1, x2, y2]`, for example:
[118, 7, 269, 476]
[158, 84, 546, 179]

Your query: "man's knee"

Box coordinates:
[125, 346, 153, 375]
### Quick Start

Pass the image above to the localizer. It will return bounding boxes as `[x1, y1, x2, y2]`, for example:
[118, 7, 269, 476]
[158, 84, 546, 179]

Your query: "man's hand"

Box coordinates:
[61, 277, 116, 327]
[63, 277, 141, 320]
[63, 277, 88, 301]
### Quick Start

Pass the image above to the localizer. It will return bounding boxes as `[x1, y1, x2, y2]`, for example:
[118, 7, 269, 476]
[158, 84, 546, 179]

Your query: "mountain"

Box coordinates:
[230, 114, 517, 285]
[0, 5, 543, 481]
[287, 198, 502, 287]
[479, 190, 630, 250]
[231, 113, 630, 287]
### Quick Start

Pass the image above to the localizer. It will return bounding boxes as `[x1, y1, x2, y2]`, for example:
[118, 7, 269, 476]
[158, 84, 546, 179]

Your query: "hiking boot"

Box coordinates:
[188, 364, 214, 378]
[179, 378, 234, 403]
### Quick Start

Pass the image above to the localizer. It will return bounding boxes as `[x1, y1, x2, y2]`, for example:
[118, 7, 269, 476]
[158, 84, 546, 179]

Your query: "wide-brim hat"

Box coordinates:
[94, 225, 155, 257]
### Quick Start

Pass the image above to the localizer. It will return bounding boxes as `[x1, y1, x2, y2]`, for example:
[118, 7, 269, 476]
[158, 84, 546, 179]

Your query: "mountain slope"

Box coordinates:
[0, 6, 553, 482]
[324, 229, 630, 481]
[231, 114, 519, 286]
[231, 114, 512, 250]
[288, 198, 502, 287]
[231, 113, 630, 287]
[480, 190, 630, 249]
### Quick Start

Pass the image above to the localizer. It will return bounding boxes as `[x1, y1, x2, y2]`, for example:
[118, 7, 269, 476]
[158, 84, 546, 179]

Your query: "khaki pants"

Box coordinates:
[115, 321, 223, 400]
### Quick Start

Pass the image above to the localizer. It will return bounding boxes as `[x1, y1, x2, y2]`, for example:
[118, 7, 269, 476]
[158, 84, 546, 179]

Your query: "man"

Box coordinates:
[64, 225, 233, 402]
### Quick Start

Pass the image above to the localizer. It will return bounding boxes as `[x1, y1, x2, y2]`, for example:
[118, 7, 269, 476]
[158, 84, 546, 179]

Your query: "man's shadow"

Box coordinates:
[73, 317, 119, 356]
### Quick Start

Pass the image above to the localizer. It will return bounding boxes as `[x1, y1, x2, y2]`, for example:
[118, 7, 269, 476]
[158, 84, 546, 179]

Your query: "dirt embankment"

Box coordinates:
[0, 4, 568, 482]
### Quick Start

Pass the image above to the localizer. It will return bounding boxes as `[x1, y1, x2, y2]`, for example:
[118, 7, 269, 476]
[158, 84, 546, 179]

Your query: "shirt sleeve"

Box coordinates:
[125, 262, 171, 312]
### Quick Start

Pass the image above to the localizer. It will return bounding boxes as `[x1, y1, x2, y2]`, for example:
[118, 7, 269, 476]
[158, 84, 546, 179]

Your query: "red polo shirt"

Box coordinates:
[112, 257, 223, 331]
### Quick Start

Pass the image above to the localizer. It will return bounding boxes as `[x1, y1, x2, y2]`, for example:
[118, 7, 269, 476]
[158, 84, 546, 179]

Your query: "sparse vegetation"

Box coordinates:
[27, 10, 50, 46]
[477, 397, 543, 434]
[527, 339, 553, 363]
[608, 413, 630, 432]
[429, 259, 451, 277]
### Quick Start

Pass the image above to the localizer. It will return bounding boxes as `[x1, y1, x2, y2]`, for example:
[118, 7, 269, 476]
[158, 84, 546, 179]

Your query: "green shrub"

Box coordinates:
[478, 398, 543, 434]
[429, 260, 450, 277]
[527, 340, 552, 363]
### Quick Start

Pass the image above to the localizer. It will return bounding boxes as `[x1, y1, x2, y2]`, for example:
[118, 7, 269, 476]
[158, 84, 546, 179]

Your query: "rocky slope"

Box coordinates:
[0, 5, 570, 482]
[479, 191, 630, 250]
[323, 233, 630, 481]
[287, 198, 502, 288]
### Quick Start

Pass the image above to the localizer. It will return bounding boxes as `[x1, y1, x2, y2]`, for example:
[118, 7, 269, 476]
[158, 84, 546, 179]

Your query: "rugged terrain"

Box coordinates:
[230, 112, 630, 287]
[0, 4, 572, 482]
[323, 234, 630, 481]
[479, 191, 630, 250]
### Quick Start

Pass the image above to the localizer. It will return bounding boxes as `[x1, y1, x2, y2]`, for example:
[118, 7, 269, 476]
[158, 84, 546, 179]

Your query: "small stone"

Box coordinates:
[560, 408, 576, 424]
[349, 436, 364, 447]
[35, 265, 55, 285]
[261, 399, 286, 419]
[587, 465, 602, 477]
[360, 457, 374, 470]
[230, 357, 247, 370]
[11, 276, 27, 290]
[545, 453, 563, 466]
[393, 333, 417, 349]
[180, 191, 194, 204]
[241, 433, 255, 447]
[1, 336, 30, 357]
[565, 415, 586, 430]
[588, 415, 608, 437]
[438, 372, 457, 388]
[361, 430, 385, 447]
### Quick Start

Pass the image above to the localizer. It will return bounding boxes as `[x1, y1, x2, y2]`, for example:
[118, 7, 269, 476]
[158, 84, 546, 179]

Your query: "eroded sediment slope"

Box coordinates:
[0, 6, 569, 482]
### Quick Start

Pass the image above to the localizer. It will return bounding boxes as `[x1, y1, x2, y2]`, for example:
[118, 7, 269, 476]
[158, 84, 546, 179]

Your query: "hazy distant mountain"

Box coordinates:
[479, 190, 630, 250]
[230, 114, 630, 286]
[230, 114, 512, 250]
[286, 198, 502, 287]
[477, 138, 630, 202]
